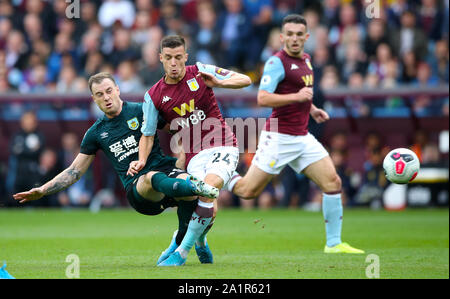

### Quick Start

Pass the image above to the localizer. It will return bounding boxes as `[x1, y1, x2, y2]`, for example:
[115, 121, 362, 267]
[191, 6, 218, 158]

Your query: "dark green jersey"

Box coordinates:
[80, 101, 167, 189]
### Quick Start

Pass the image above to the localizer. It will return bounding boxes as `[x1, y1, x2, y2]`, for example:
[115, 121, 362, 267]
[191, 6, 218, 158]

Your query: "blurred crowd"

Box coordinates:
[0, 0, 448, 95]
[0, 0, 449, 209]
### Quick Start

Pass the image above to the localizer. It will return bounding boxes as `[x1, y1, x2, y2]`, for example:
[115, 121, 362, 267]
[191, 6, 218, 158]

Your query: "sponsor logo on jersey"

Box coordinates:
[173, 99, 195, 116]
[100, 132, 109, 139]
[187, 78, 200, 91]
[127, 117, 139, 130]
[291, 63, 299, 70]
[215, 67, 230, 76]
[301, 74, 314, 86]
[305, 58, 313, 70]
[162, 96, 172, 103]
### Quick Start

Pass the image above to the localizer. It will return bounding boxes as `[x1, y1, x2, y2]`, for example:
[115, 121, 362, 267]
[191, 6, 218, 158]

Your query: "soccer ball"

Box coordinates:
[383, 148, 420, 184]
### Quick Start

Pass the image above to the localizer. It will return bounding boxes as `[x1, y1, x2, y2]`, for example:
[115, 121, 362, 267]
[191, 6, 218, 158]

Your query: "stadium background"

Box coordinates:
[0, 0, 448, 211]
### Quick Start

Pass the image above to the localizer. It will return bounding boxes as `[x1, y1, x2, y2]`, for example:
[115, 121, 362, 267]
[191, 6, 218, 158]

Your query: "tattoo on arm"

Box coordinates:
[44, 167, 81, 195]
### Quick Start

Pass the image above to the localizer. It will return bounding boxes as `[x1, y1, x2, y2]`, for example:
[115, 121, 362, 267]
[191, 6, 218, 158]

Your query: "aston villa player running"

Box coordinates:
[128, 35, 252, 266]
[228, 15, 364, 254]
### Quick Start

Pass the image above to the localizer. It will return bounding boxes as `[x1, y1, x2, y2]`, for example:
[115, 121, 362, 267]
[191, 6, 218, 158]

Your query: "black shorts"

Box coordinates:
[125, 161, 188, 216]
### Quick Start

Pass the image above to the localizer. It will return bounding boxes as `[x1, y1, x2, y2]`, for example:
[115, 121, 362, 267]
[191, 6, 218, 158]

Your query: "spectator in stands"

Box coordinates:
[158, 1, 184, 35]
[116, 60, 144, 93]
[78, 28, 103, 74]
[57, 132, 93, 207]
[346, 72, 370, 117]
[303, 8, 327, 55]
[386, 0, 412, 28]
[380, 59, 400, 88]
[82, 51, 104, 79]
[107, 27, 140, 68]
[242, 0, 273, 70]
[19, 63, 52, 93]
[371, 43, 394, 81]
[131, 10, 163, 48]
[260, 28, 282, 64]
[338, 42, 367, 84]
[5, 30, 29, 71]
[191, 2, 221, 65]
[272, 0, 298, 26]
[319, 65, 339, 90]
[98, 0, 136, 29]
[427, 39, 449, 84]
[389, 10, 428, 61]
[418, 0, 444, 42]
[56, 65, 78, 93]
[400, 50, 419, 83]
[364, 19, 390, 62]
[138, 42, 165, 87]
[35, 148, 60, 206]
[322, 0, 340, 28]
[47, 32, 76, 82]
[217, 0, 252, 69]
[74, 1, 99, 39]
[6, 111, 45, 202]
[355, 146, 389, 208]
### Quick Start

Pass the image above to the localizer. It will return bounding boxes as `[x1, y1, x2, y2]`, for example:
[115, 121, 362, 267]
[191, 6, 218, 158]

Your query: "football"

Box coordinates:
[383, 148, 420, 184]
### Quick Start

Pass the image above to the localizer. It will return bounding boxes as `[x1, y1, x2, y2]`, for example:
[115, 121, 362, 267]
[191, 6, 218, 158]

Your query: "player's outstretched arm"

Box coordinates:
[127, 135, 154, 176]
[13, 153, 95, 203]
[257, 87, 313, 108]
[197, 70, 252, 89]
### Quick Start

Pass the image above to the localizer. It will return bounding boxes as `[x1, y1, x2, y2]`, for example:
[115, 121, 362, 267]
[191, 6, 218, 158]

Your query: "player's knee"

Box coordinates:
[321, 173, 342, 193]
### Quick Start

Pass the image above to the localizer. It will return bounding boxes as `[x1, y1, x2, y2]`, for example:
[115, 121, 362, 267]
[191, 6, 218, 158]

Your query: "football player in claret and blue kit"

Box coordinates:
[128, 35, 252, 266]
[228, 14, 364, 254]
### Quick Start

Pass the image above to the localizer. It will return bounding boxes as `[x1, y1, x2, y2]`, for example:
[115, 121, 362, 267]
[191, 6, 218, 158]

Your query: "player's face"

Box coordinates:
[91, 78, 122, 118]
[160, 46, 188, 83]
[281, 23, 309, 56]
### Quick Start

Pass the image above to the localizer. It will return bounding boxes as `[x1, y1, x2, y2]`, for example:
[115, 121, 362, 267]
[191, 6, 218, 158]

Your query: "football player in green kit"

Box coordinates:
[13, 72, 219, 264]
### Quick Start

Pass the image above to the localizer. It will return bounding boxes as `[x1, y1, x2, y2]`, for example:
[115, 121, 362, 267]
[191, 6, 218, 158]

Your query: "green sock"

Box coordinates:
[151, 173, 194, 198]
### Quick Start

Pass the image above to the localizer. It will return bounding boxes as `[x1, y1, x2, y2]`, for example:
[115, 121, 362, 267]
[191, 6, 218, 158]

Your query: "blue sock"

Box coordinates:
[322, 192, 343, 247]
[176, 201, 214, 258]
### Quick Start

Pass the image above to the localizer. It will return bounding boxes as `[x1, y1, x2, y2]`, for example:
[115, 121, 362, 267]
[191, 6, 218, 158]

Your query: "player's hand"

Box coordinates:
[311, 108, 329, 123]
[297, 87, 313, 102]
[13, 187, 45, 203]
[197, 71, 220, 88]
[127, 160, 145, 176]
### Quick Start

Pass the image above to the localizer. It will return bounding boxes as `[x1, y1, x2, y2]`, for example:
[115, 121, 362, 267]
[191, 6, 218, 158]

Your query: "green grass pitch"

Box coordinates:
[0, 208, 448, 279]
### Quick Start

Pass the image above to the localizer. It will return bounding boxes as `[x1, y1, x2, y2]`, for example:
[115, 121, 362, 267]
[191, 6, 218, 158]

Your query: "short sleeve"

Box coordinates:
[80, 127, 99, 155]
[259, 56, 285, 93]
[141, 92, 159, 136]
[196, 62, 234, 80]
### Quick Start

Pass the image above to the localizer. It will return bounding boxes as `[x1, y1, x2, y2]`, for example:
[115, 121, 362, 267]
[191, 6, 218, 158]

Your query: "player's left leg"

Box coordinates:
[159, 147, 239, 266]
[301, 156, 364, 254]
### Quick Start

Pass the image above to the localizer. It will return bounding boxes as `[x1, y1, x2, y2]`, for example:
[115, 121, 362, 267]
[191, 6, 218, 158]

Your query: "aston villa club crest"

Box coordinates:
[127, 117, 139, 130]
[305, 58, 313, 71]
[187, 78, 200, 91]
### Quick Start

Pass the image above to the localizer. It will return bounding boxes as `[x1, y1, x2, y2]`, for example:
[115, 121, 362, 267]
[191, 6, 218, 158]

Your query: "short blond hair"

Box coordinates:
[88, 72, 117, 93]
